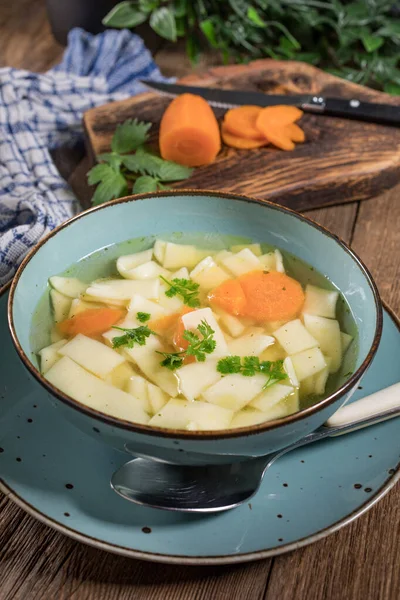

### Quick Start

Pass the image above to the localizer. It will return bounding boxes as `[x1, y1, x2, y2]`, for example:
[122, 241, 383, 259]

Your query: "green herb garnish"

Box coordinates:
[112, 325, 155, 349]
[160, 276, 200, 308]
[156, 351, 185, 371]
[137, 311, 151, 323]
[183, 320, 217, 362]
[157, 319, 216, 370]
[217, 356, 288, 390]
[87, 120, 193, 206]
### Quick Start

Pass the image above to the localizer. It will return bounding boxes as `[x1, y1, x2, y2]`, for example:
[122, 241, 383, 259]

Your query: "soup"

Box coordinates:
[34, 237, 356, 431]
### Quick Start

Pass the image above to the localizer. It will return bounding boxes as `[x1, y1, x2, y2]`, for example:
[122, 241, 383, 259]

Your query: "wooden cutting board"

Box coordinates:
[83, 59, 400, 211]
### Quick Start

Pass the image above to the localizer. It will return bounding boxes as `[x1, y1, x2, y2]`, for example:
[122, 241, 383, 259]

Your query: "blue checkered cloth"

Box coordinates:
[0, 28, 169, 286]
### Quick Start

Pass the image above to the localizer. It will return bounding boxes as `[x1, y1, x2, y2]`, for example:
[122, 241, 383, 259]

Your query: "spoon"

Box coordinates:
[111, 382, 400, 513]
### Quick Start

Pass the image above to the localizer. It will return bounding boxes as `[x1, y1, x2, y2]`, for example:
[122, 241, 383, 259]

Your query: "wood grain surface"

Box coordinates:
[0, 3, 399, 599]
[84, 60, 400, 211]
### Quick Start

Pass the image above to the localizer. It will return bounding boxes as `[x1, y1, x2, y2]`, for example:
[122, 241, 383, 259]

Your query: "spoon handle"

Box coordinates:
[278, 382, 400, 455]
[325, 381, 400, 430]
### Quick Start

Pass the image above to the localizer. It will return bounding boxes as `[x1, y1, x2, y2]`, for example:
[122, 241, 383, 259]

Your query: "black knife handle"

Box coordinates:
[303, 97, 400, 126]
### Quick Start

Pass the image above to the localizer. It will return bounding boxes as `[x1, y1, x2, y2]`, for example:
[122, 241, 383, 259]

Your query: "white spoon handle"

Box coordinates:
[325, 382, 400, 429]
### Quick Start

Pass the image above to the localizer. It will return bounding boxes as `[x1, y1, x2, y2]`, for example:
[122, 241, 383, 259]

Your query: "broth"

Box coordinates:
[31, 233, 358, 430]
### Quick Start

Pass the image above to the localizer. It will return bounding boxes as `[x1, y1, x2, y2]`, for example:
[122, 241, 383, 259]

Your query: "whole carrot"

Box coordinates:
[159, 94, 221, 167]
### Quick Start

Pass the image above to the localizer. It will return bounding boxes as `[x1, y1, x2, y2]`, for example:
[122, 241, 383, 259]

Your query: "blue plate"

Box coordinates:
[1, 283, 399, 565]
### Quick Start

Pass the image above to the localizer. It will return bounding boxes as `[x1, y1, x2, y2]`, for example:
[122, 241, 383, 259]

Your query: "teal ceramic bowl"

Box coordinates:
[8, 191, 382, 465]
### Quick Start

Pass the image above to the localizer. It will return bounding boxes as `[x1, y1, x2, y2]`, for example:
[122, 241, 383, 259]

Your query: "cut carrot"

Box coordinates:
[208, 279, 247, 316]
[223, 106, 264, 140]
[159, 93, 221, 167]
[172, 308, 195, 351]
[256, 105, 303, 130]
[221, 123, 268, 149]
[150, 312, 181, 336]
[150, 307, 194, 353]
[238, 271, 305, 322]
[286, 123, 305, 143]
[57, 308, 125, 337]
[257, 124, 294, 151]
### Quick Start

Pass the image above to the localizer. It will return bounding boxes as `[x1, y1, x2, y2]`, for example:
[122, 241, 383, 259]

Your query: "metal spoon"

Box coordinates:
[111, 383, 400, 513]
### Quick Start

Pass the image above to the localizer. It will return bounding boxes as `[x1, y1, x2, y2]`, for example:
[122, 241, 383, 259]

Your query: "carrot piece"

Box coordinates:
[150, 312, 181, 336]
[286, 123, 305, 143]
[258, 125, 295, 151]
[150, 307, 194, 352]
[238, 271, 305, 322]
[223, 106, 265, 140]
[208, 279, 247, 316]
[256, 106, 303, 130]
[57, 308, 125, 337]
[221, 123, 269, 149]
[159, 93, 221, 167]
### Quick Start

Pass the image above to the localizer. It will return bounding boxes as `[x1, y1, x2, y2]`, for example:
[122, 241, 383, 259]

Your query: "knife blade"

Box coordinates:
[141, 80, 400, 126]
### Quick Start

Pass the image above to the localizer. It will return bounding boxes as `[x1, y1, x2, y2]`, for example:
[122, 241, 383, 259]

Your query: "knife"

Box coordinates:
[141, 80, 400, 126]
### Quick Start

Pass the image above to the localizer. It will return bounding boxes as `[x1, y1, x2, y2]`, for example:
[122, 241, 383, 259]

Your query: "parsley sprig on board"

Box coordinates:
[160, 276, 200, 308]
[157, 319, 216, 370]
[87, 119, 193, 206]
[217, 356, 288, 390]
[111, 325, 155, 349]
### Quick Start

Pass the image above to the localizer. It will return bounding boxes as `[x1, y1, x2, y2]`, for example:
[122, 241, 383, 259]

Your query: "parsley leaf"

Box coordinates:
[242, 356, 260, 377]
[87, 119, 193, 206]
[183, 319, 216, 362]
[111, 325, 155, 349]
[259, 359, 287, 389]
[157, 320, 216, 369]
[216, 355, 242, 374]
[111, 119, 151, 153]
[216, 355, 288, 389]
[133, 175, 159, 193]
[137, 312, 151, 323]
[160, 276, 200, 307]
[90, 166, 128, 206]
[122, 148, 193, 180]
[156, 351, 185, 371]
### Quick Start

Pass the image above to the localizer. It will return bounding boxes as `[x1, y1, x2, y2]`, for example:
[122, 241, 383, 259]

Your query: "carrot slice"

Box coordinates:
[256, 105, 303, 131]
[223, 106, 264, 140]
[159, 93, 221, 167]
[208, 279, 247, 316]
[286, 123, 305, 143]
[221, 123, 268, 149]
[238, 271, 305, 322]
[172, 310, 194, 351]
[258, 125, 295, 151]
[150, 312, 181, 336]
[150, 307, 194, 350]
[58, 308, 125, 337]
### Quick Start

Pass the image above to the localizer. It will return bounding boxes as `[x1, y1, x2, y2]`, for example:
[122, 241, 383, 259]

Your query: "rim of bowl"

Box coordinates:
[8, 190, 383, 440]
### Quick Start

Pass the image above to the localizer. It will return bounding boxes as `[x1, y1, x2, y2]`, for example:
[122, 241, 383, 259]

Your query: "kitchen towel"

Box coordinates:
[0, 27, 167, 286]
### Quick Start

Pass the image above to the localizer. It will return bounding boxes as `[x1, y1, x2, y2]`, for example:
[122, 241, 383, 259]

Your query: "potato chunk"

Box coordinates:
[46, 357, 149, 424]
[303, 314, 342, 373]
[291, 347, 327, 381]
[59, 334, 126, 379]
[274, 319, 319, 355]
[303, 285, 339, 319]
[149, 399, 233, 431]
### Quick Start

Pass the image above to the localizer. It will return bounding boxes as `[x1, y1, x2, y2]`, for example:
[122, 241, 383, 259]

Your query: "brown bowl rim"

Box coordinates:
[8, 189, 383, 440]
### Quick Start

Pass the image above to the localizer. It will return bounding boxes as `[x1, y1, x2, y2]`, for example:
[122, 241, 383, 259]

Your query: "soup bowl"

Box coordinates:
[8, 191, 382, 465]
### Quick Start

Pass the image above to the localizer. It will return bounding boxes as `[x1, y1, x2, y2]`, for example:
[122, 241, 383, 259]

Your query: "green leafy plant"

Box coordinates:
[160, 276, 200, 307]
[157, 319, 216, 369]
[111, 324, 155, 348]
[217, 355, 288, 389]
[87, 119, 193, 205]
[103, 1, 400, 92]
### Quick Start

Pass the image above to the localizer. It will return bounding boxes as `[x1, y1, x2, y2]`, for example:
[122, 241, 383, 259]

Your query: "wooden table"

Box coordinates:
[1, 2, 399, 598]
